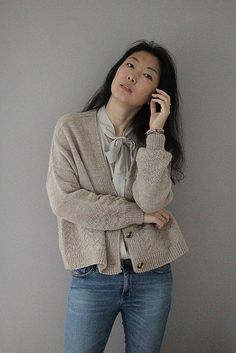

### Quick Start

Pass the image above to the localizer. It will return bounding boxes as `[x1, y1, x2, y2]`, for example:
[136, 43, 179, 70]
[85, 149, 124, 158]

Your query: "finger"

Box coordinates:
[150, 98, 157, 115]
[152, 98, 170, 111]
[152, 94, 169, 105]
[155, 88, 169, 97]
[155, 221, 164, 229]
[154, 90, 171, 105]
[152, 93, 169, 102]
[156, 214, 168, 224]
[151, 98, 168, 107]
[158, 214, 169, 223]
[151, 98, 166, 106]
[158, 210, 171, 222]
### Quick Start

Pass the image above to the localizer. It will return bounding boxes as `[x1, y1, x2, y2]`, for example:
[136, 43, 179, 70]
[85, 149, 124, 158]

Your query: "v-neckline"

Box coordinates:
[94, 109, 119, 196]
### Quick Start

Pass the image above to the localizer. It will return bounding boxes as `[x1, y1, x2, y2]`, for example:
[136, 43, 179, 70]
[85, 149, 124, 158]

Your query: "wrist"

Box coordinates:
[150, 123, 165, 130]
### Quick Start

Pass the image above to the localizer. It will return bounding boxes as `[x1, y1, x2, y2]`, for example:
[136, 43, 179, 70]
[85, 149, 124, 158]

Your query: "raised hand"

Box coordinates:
[149, 88, 171, 130]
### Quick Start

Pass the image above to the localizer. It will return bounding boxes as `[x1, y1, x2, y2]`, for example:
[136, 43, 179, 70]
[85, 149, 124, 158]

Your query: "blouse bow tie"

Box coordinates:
[103, 127, 136, 195]
[97, 105, 137, 196]
[104, 130, 136, 166]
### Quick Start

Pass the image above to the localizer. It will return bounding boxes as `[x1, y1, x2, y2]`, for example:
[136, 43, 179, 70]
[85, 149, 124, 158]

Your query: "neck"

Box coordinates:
[105, 96, 140, 136]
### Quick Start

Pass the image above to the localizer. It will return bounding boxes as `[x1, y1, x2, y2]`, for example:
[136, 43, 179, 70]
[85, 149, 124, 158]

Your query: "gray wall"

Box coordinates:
[1, 1, 235, 352]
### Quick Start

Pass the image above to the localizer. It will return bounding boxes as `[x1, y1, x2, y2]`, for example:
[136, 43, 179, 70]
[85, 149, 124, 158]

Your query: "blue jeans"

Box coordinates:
[63, 260, 173, 353]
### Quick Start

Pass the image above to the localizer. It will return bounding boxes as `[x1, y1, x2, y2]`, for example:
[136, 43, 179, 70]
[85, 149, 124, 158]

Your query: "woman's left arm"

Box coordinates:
[132, 88, 173, 213]
[132, 132, 173, 213]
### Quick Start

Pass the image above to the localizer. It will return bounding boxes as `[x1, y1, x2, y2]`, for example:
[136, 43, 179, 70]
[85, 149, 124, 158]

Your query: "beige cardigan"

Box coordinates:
[45, 109, 189, 275]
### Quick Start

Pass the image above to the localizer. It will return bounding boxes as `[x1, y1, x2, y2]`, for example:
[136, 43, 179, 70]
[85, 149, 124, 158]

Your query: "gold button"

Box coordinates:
[137, 262, 144, 269]
[126, 231, 133, 238]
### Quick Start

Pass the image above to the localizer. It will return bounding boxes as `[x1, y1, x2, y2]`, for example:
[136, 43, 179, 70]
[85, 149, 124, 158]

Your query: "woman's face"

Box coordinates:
[110, 50, 160, 109]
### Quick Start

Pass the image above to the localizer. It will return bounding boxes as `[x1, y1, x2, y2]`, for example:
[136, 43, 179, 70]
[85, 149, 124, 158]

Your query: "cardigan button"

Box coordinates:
[125, 231, 133, 238]
[137, 262, 144, 269]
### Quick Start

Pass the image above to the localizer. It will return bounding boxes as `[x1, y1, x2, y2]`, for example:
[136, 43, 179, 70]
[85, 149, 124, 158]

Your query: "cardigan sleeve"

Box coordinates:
[45, 122, 144, 231]
[132, 132, 174, 213]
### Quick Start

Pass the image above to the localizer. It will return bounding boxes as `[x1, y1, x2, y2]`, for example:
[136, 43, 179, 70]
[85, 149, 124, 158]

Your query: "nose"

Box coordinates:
[127, 74, 136, 83]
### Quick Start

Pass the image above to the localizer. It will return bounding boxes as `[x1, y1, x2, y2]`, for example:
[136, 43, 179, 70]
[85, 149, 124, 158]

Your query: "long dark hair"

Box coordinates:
[81, 39, 185, 184]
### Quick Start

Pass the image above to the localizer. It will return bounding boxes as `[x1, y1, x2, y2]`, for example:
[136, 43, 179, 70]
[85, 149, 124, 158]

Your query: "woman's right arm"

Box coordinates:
[45, 122, 144, 231]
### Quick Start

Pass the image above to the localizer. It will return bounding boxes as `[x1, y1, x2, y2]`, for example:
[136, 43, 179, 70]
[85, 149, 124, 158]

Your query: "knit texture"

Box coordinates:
[45, 109, 189, 274]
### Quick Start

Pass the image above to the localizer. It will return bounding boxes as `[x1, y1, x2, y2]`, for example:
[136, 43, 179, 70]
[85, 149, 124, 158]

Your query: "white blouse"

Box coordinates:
[97, 105, 138, 260]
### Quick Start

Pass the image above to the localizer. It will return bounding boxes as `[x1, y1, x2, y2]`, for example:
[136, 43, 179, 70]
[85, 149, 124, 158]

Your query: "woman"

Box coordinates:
[46, 39, 189, 353]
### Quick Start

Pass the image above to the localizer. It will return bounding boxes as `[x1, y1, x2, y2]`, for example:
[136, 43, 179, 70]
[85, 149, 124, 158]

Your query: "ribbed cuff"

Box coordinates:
[125, 204, 144, 225]
[146, 132, 165, 150]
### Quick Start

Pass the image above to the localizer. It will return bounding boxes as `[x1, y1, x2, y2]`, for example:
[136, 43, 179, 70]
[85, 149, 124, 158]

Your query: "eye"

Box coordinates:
[126, 62, 134, 68]
[144, 73, 153, 80]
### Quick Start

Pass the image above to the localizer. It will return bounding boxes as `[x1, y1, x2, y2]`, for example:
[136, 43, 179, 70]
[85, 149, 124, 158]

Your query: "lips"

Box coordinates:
[120, 84, 132, 93]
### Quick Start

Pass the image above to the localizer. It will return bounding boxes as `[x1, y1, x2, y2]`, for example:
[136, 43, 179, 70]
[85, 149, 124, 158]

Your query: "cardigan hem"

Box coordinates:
[62, 238, 189, 275]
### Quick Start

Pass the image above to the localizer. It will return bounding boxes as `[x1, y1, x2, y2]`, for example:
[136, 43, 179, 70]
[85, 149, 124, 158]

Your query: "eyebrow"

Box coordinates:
[128, 56, 159, 75]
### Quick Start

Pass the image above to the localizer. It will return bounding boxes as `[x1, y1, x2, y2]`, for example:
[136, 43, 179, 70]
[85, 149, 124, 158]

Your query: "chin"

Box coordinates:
[111, 91, 130, 104]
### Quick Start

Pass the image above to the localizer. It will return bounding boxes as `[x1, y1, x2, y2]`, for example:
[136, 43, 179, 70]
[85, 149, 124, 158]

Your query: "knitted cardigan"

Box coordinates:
[45, 109, 189, 275]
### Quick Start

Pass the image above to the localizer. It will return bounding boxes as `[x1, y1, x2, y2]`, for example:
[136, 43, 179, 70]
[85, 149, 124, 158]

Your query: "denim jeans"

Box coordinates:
[63, 260, 173, 353]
